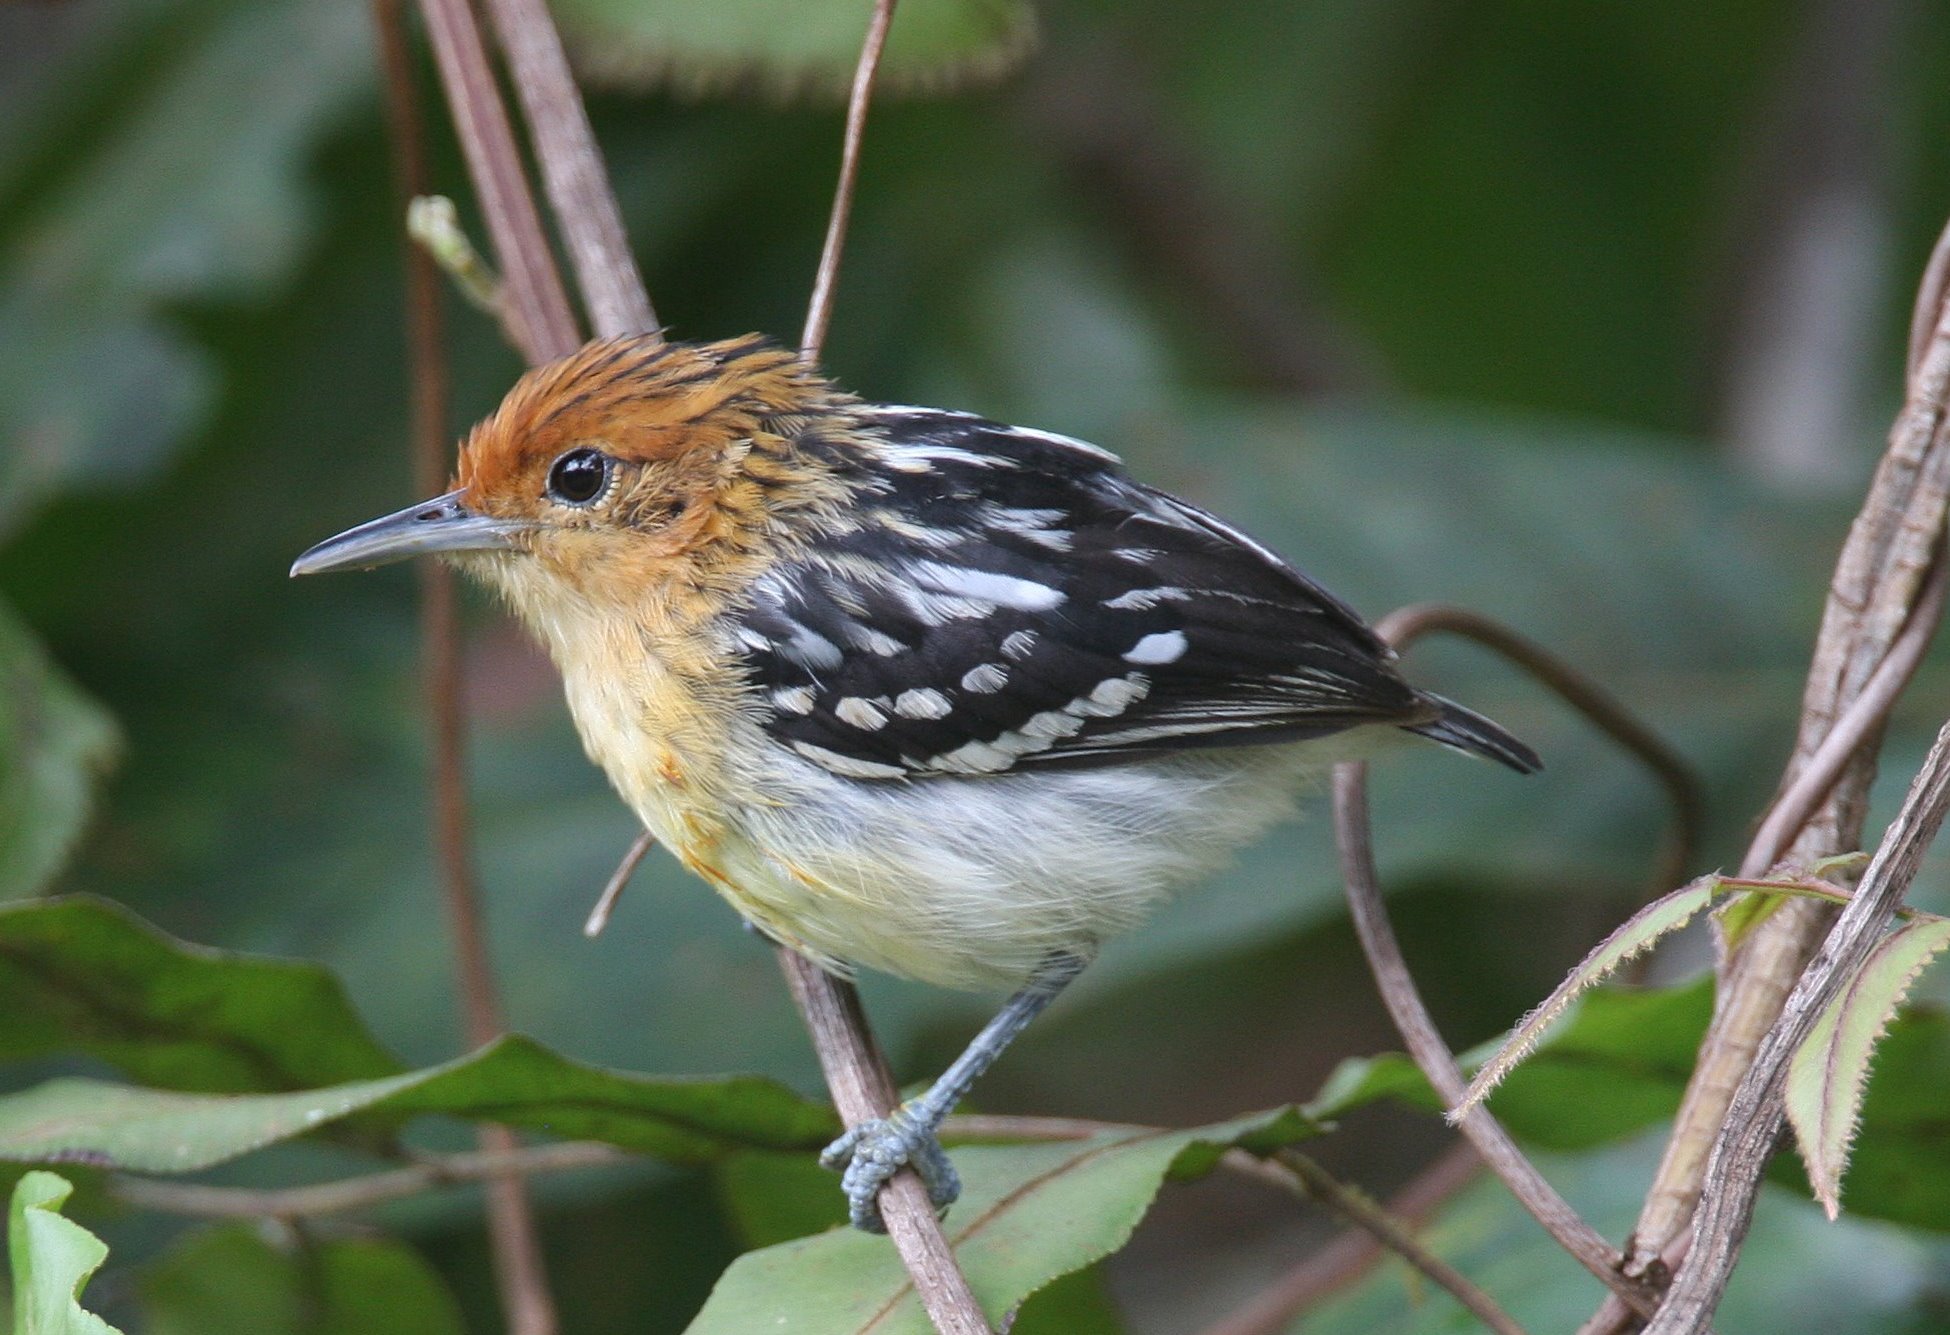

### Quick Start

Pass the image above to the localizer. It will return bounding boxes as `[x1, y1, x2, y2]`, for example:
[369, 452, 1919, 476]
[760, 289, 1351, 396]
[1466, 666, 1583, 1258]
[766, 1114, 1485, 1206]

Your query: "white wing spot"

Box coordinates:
[834, 697, 888, 730]
[771, 686, 816, 716]
[928, 739, 1017, 774]
[1000, 629, 1038, 660]
[1020, 708, 1087, 741]
[1074, 675, 1149, 717]
[961, 663, 1009, 694]
[791, 742, 906, 780]
[1124, 630, 1188, 665]
[893, 688, 953, 720]
[912, 562, 1064, 612]
[1103, 587, 1190, 610]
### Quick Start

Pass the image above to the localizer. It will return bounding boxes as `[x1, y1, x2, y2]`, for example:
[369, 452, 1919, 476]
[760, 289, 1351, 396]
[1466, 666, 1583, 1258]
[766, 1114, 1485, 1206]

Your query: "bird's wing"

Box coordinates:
[723, 408, 1432, 779]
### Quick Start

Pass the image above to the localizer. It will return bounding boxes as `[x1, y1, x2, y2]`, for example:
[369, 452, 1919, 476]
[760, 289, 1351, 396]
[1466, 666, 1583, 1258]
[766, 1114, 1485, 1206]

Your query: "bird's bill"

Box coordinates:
[289, 490, 529, 577]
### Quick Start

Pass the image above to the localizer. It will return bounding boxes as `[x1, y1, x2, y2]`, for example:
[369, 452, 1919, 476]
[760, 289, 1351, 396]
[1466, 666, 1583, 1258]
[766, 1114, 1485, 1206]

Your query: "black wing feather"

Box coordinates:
[728, 409, 1524, 778]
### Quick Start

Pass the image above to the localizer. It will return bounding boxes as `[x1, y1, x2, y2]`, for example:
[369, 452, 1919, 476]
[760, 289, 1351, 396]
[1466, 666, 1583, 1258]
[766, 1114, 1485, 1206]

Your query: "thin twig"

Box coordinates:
[414, 0, 987, 1317]
[407, 195, 505, 315]
[1645, 722, 1950, 1333]
[477, 0, 657, 338]
[416, 0, 580, 362]
[1739, 551, 1947, 877]
[1333, 762, 1659, 1318]
[1228, 1150, 1523, 1335]
[779, 952, 993, 1335]
[1374, 605, 1705, 892]
[373, 6, 559, 1333]
[799, 0, 898, 359]
[113, 1141, 631, 1219]
[585, 828, 654, 937]
[1196, 1146, 1484, 1335]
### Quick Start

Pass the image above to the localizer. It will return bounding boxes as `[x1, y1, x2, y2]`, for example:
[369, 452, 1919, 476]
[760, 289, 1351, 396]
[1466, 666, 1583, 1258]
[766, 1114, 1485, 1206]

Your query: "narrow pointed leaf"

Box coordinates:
[8, 1171, 120, 1335]
[1786, 918, 1950, 1219]
[0, 1036, 833, 1174]
[1313, 977, 1712, 1149]
[685, 1110, 1316, 1334]
[1454, 877, 1721, 1115]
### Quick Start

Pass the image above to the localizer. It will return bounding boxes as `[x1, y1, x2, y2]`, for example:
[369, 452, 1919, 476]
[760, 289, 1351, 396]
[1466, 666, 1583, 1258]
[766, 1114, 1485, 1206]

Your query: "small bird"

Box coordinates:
[293, 333, 1537, 1230]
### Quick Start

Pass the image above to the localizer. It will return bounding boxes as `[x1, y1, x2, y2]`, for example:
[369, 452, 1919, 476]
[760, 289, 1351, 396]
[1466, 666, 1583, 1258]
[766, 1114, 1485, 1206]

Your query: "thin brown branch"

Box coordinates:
[1227, 1150, 1523, 1335]
[585, 828, 654, 937]
[779, 952, 994, 1335]
[416, 0, 579, 362]
[478, 0, 657, 338]
[1739, 551, 1947, 878]
[1646, 722, 1950, 1333]
[412, 0, 992, 1320]
[1196, 1146, 1484, 1335]
[1373, 604, 1704, 892]
[113, 1141, 631, 1220]
[800, 0, 897, 359]
[373, 5, 558, 1333]
[1332, 761, 1660, 1317]
[1626, 214, 1950, 1287]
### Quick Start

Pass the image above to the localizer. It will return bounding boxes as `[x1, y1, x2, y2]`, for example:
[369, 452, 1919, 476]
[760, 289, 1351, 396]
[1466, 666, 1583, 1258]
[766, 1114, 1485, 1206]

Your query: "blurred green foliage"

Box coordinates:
[6, 0, 1950, 1329]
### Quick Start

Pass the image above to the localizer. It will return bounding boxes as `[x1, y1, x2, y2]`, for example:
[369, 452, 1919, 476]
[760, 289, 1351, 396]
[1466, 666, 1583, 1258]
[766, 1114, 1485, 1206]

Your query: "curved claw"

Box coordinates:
[820, 1107, 962, 1232]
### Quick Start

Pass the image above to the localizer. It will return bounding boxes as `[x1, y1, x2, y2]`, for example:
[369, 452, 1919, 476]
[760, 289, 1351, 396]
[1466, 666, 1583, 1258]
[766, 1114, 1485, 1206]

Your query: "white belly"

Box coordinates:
[699, 736, 1329, 990]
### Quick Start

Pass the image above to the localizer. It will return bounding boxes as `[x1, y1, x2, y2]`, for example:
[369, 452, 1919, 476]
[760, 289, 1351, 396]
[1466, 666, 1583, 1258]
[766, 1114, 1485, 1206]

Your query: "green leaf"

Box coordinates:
[554, 0, 1036, 101]
[1787, 919, 1950, 1219]
[0, 1035, 833, 1174]
[0, 0, 372, 539]
[0, 897, 400, 1093]
[685, 1109, 1314, 1334]
[139, 1226, 461, 1335]
[7, 1172, 118, 1335]
[0, 609, 117, 902]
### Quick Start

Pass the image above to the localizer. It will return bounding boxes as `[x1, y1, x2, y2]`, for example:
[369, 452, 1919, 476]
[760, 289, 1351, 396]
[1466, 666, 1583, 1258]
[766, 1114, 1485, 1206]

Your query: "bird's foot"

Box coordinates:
[819, 1104, 961, 1232]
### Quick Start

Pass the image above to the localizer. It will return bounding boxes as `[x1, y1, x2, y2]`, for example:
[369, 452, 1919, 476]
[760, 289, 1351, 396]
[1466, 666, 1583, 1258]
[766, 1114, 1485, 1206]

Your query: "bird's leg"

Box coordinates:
[820, 951, 1088, 1232]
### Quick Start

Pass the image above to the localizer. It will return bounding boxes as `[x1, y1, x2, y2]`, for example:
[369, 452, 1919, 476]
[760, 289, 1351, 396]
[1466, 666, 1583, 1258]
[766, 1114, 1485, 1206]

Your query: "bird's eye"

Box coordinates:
[545, 448, 612, 506]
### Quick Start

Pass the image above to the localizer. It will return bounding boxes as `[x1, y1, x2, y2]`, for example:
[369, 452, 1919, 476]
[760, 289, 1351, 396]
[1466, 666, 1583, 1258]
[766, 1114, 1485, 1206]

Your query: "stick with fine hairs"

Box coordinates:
[373, 3, 558, 1332]
[1596, 217, 1950, 1333]
[1645, 722, 1950, 1333]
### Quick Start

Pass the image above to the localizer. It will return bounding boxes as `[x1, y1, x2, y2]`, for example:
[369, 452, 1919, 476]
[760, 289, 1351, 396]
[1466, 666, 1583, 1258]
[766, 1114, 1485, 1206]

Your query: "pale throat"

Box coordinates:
[471, 549, 737, 841]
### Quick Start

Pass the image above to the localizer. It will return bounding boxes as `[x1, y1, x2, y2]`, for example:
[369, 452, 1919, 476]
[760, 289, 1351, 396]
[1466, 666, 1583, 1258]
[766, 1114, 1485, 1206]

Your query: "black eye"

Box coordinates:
[546, 448, 611, 506]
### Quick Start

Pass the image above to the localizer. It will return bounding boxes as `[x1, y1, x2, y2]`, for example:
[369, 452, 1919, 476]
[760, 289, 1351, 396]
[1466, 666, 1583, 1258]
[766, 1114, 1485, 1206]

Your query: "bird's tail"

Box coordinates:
[1407, 695, 1542, 775]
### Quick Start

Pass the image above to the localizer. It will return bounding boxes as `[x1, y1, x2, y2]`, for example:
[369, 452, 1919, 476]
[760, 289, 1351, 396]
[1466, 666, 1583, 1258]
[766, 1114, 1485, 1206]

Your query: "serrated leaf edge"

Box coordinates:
[1786, 917, 1950, 1219]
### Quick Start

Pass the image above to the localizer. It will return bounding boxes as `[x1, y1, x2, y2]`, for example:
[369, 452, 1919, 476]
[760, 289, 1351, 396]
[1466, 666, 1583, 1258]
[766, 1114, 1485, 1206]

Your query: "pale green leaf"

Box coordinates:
[0, 610, 117, 902]
[553, 0, 1035, 100]
[0, 1037, 832, 1174]
[685, 1110, 1314, 1334]
[7, 1172, 118, 1335]
[1787, 918, 1950, 1219]
[1453, 876, 1721, 1116]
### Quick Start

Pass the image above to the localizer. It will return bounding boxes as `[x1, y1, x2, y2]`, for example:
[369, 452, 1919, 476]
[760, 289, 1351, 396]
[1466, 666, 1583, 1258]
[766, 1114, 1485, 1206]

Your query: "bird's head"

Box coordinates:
[292, 334, 852, 620]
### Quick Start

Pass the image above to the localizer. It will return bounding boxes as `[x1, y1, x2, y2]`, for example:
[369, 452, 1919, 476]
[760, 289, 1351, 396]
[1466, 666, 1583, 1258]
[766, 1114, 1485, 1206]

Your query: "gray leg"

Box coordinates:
[821, 952, 1087, 1232]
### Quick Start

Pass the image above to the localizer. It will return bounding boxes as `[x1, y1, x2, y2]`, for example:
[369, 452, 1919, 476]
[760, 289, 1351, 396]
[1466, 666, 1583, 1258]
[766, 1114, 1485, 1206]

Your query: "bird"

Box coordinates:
[292, 332, 1538, 1231]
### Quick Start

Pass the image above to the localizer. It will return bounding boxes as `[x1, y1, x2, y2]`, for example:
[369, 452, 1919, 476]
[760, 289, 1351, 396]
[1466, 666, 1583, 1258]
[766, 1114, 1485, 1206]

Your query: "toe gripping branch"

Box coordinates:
[821, 953, 1087, 1232]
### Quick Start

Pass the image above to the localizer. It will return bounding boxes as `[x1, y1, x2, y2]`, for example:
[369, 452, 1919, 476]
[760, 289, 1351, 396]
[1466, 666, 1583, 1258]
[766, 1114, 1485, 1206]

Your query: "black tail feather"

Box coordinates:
[1406, 695, 1541, 775]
